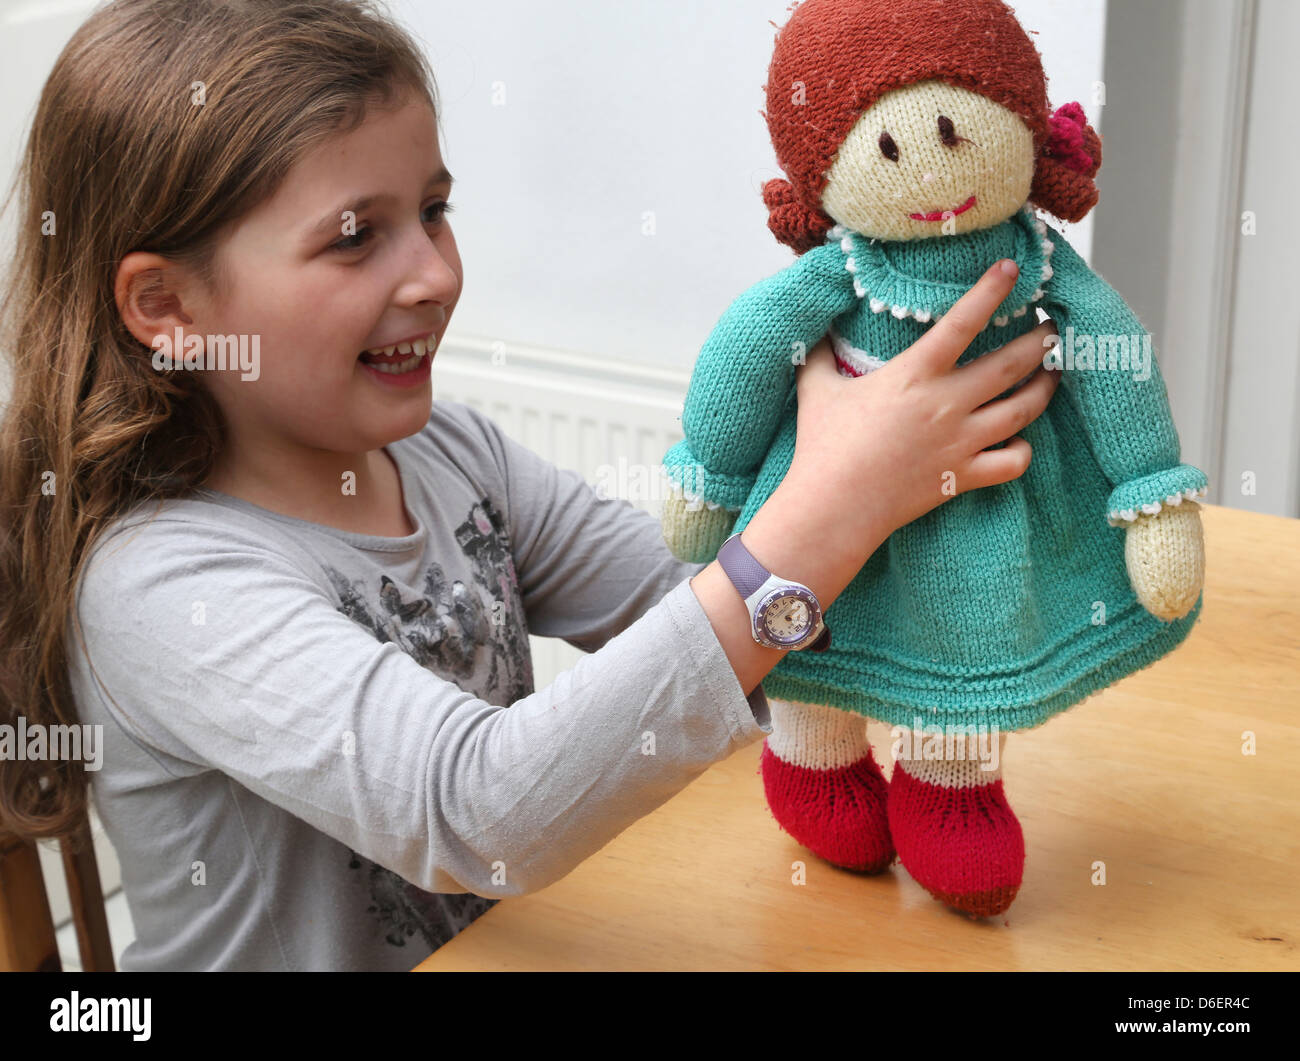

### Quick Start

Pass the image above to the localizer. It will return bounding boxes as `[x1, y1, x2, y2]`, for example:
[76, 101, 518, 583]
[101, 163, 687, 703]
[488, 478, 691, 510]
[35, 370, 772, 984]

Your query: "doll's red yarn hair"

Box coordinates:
[759, 0, 1101, 254]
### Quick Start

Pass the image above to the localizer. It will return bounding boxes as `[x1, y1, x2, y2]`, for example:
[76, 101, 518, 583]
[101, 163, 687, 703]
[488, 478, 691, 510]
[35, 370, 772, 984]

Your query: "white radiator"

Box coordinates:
[430, 333, 692, 690]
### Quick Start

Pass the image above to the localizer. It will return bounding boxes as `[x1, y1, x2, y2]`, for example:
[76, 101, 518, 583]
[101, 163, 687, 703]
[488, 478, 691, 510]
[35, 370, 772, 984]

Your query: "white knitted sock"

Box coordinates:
[767, 698, 872, 769]
[893, 729, 1008, 787]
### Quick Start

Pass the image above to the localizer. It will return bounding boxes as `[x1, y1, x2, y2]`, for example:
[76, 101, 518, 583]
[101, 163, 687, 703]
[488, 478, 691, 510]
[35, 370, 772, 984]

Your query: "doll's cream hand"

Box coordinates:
[661, 486, 738, 564]
[1123, 504, 1205, 621]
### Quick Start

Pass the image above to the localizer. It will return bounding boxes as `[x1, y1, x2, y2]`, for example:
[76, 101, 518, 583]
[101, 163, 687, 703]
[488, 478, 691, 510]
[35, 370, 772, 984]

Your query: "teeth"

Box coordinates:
[363, 331, 436, 357]
[366, 352, 425, 374]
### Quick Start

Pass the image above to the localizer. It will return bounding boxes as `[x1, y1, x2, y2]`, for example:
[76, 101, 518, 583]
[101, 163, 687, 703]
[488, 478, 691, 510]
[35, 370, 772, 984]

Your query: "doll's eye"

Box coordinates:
[938, 115, 960, 147]
[878, 131, 899, 162]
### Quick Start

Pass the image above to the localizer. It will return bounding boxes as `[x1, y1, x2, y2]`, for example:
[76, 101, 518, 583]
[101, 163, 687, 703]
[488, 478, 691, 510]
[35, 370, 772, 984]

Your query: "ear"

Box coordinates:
[114, 251, 201, 353]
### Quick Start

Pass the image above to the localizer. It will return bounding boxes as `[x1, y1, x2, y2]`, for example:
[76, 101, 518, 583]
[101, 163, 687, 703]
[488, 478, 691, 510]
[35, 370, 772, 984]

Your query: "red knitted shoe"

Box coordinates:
[886, 761, 1025, 917]
[759, 739, 895, 873]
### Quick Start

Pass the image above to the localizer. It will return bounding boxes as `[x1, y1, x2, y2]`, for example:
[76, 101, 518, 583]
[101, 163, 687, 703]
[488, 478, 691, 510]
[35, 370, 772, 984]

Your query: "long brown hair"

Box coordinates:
[0, 0, 440, 845]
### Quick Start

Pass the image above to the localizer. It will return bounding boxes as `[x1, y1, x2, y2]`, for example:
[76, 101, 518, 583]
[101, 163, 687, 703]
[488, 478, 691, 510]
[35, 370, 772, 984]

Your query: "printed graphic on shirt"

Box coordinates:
[452, 496, 535, 702]
[324, 495, 534, 702]
[346, 849, 498, 951]
[325, 494, 534, 952]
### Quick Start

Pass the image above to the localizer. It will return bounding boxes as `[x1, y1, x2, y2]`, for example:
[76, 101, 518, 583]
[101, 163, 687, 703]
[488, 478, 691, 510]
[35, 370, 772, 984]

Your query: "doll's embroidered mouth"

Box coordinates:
[908, 195, 977, 222]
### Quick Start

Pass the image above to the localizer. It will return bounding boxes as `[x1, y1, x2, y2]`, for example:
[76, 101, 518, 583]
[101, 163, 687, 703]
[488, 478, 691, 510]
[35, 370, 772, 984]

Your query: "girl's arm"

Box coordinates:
[1039, 225, 1209, 526]
[662, 239, 858, 511]
[467, 401, 704, 653]
[68, 516, 769, 901]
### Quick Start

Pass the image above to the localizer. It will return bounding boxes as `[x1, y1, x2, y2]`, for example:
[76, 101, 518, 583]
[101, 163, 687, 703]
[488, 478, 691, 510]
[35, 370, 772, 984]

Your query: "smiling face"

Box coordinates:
[820, 79, 1035, 242]
[185, 92, 462, 466]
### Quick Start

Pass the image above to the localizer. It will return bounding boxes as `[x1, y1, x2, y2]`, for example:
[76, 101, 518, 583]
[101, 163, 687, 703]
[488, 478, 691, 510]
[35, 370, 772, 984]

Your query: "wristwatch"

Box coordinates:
[716, 531, 831, 652]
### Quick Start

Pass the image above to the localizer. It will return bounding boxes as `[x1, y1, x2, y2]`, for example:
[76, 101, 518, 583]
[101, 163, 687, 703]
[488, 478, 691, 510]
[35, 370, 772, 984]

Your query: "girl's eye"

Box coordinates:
[938, 116, 960, 147]
[878, 131, 899, 162]
[424, 199, 455, 225]
[331, 228, 371, 252]
[330, 200, 455, 252]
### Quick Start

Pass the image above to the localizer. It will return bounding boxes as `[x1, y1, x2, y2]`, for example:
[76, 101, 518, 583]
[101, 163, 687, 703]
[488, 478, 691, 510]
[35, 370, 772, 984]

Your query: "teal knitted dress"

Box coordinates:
[663, 205, 1208, 735]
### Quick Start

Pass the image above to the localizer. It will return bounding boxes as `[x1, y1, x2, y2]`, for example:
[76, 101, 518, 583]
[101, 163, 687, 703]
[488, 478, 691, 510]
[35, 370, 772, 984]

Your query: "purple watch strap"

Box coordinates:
[717, 533, 768, 599]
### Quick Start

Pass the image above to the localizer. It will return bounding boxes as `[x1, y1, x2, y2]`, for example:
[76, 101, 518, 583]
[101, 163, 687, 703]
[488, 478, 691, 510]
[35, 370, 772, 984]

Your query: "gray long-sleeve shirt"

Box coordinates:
[66, 399, 771, 971]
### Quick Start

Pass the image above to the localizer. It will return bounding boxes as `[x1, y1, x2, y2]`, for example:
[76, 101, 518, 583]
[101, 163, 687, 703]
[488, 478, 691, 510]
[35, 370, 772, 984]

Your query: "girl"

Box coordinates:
[0, 0, 1057, 970]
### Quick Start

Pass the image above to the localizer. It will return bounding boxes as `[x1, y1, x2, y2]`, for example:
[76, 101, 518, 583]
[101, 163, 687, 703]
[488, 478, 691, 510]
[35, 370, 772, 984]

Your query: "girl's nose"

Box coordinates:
[921, 172, 936, 183]
[398, 239, 459, 308]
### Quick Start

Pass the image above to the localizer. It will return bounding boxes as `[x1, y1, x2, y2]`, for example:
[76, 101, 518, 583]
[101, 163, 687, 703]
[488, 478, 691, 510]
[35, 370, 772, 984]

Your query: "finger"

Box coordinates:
[962, 436, 1033, 491]
[902, 258, 1020, 375]
[965, 364, 1060, 452]
[960, 320, 1059, 411]
[795, 333, 838, 399]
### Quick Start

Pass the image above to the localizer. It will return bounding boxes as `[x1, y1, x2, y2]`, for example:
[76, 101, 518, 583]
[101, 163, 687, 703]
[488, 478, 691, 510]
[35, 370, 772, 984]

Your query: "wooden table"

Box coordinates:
[414, 503, 1299, 971]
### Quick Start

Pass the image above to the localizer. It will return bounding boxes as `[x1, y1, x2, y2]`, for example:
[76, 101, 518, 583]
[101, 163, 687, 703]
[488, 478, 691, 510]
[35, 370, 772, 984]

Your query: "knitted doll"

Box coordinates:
[660, 0, 1208, 918]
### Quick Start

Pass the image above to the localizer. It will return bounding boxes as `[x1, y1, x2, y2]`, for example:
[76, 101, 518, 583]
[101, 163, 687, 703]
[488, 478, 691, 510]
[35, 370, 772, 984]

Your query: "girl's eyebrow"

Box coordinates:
[302, 166, 454, 243]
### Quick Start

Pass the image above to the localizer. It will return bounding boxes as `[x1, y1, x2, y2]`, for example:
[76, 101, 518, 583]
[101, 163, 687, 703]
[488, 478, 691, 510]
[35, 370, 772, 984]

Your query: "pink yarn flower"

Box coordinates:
[1045, 102, 1095, 173]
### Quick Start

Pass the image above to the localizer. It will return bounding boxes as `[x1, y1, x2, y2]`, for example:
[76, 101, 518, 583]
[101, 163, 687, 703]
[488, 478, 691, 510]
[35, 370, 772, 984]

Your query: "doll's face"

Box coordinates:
[821, 79, 1035, 241]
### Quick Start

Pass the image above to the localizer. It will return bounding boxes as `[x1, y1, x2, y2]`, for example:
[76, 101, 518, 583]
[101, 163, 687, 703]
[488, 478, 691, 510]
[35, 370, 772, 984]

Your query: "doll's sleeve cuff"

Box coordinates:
[662, 439, 754, 512]
[1106, 464, 1209, 527]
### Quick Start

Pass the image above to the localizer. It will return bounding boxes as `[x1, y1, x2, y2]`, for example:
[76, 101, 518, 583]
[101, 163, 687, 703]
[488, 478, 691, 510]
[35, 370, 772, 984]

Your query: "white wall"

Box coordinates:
[0, 0, 1106, 391]
[408, 0, 1107, 372]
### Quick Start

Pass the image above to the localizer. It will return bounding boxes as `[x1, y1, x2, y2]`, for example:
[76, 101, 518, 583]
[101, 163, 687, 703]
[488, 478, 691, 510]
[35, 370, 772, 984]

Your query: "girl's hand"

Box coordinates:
[784, 259, 1061, 550]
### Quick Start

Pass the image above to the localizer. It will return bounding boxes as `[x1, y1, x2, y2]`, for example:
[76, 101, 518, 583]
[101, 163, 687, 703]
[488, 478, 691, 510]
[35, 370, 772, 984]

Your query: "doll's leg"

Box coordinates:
[760, 698, 894, 873]
[887, 728, 1024, 918]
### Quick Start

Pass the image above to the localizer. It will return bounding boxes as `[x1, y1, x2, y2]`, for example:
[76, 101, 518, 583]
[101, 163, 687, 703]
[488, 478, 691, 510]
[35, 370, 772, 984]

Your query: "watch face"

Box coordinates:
[757, 588, 821, 647]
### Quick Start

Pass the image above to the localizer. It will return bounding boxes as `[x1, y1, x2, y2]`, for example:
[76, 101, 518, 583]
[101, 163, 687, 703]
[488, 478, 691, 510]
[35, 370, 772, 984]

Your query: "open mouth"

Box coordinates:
[908, 194, 977, 222]
[359, 350, 428, 375]
[358, 330, 437, 375]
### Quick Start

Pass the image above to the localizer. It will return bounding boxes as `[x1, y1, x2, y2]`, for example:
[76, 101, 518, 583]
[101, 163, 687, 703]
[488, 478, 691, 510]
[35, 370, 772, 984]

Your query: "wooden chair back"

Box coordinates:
[0, 812, 115, 971]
